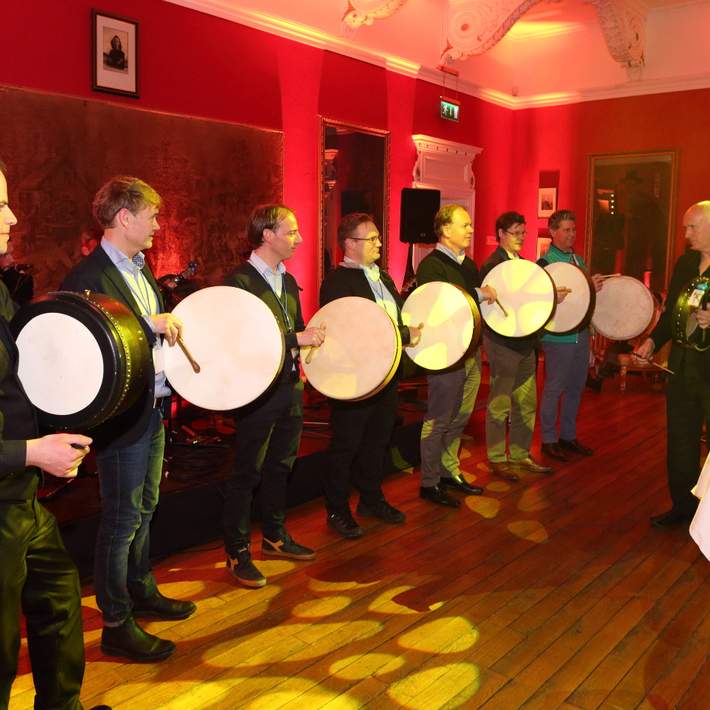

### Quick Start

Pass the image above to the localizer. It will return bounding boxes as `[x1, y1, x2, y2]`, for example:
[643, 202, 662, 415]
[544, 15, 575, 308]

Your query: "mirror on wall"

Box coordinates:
[318, 118, 390, 284]
[586, 151, 677, 294]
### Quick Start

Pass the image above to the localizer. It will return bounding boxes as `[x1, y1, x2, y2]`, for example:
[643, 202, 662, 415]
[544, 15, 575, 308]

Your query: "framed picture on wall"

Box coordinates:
[92, 10, 139, 98]
[586, 151, 677, 293]
[537, 187, 557, 218]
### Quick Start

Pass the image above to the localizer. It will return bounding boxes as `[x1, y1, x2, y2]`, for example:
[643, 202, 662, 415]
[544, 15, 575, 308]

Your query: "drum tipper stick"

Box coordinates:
[177, 335, 201, 373]
[495, 299, 509, 317]
[634, 355, 674, 376]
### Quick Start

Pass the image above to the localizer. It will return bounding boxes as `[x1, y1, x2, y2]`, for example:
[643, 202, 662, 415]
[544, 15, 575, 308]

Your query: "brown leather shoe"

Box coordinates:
[510, 456, 553, 474]
[488, 461, 520, 482]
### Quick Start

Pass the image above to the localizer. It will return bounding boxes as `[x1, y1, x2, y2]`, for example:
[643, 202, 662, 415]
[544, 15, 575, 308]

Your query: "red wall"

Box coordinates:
[4, 0, 710, 313]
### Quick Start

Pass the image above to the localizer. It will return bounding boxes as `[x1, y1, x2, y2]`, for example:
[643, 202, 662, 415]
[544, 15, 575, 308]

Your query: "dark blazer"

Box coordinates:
[61, 245, 162, 450]
[0, 281, 40, 500]
[480, 246, 539, 353]
[651, 250, 710, 376]
[319, 265, 411, 346]
[225, 262, 305, 380]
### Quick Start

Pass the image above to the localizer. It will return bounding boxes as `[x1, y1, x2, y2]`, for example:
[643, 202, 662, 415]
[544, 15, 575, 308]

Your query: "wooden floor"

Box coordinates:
[10, 376, 710, 709]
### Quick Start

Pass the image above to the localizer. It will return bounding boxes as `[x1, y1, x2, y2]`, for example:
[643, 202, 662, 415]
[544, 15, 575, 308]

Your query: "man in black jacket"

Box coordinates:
[0, 158, 91, 709]
[636, 200, 710, 527]
[223, 204, 324, 587]
[416, 205, 493, 507]
[62, 176, 195, 663]
[481, 211, 552, 481]
[319, 213, 420, 537]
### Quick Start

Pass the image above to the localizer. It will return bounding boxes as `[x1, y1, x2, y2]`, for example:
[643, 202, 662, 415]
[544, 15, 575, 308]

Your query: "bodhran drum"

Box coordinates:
[163, 286, 285, 410]
[480, 260, 556, 337]
[302, 296, 401, 401]
[592, 275, 655, 341]
[672, 276, 710, 351]
[543, 262, 595, 335]
[10, 291, 151, 430]
[401, 281, 481, 370]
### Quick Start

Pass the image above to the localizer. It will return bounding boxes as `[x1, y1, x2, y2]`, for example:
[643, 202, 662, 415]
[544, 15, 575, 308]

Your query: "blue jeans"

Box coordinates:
[94, 408, 164, 625]
[540, 330, 590, 443]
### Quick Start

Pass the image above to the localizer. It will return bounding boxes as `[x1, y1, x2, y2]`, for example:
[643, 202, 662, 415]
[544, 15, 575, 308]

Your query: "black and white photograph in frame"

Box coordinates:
[91, 9, 139, 98]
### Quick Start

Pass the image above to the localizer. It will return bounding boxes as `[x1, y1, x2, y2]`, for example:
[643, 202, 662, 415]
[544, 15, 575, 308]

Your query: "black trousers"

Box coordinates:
[323, 380, 398, 515]
[223, 378, 303, 555]
[0, 497, 84, 710]
[666, 356, 707, 515]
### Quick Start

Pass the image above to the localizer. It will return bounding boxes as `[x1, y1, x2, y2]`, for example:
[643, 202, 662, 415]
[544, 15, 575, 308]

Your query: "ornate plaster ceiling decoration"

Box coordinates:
[442, 0, 647, 75]
[341, 0, 410, 29]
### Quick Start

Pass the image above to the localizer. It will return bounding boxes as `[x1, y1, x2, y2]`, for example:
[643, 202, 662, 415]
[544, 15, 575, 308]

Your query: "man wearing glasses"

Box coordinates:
[319, 213, 420, 538]
[481, 211, 552, 481]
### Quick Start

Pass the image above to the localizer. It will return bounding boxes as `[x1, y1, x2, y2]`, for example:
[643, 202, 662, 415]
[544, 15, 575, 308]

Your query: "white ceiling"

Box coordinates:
[167, 0, 710, 107]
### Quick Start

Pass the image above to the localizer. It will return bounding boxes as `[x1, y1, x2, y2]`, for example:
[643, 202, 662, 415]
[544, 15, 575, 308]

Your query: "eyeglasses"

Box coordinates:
[505, 229, 527, 237]
[348, 236, 381, 243]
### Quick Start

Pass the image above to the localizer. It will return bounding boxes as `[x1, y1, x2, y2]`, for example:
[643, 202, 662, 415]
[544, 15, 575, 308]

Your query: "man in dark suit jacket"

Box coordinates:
[319, 213, 420, 538]
[62, 176, 195, 663]
[636, 200, 710, 527]
[481, 211, 552, 481]
[416, 205, 491, 508]
[223, 204, 324, 588]
[0, 158, 91, 709]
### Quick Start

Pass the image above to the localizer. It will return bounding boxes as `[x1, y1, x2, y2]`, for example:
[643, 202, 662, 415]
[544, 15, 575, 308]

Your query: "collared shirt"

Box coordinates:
[435, 243, 485, 301]
[341, 256, 399, 322]
[101, 239, 170, 398]
[248, 251, 297, 367]
[436, 243, 466, 265]
[248, 251, 286, 298]
[504, 248, 520, 259]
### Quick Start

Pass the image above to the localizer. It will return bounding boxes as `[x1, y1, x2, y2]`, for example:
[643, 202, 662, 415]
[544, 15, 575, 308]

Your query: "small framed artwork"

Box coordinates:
[537, 187, 557, 218]
[537, 237, 552, 260]
[92, 9, 139, 98]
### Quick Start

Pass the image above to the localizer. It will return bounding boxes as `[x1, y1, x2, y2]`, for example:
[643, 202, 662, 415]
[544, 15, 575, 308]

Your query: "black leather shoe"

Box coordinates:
[419, 485, 460, 508]
[559, 438, 593, 456]
[541, 442, 568, 461]
[101, 617, 175, 662]
[439, 476, 484, 495]
[650, 508, 693, 528]
[132, 590, 196, 620]
[356, 499, 406, 524]
[509, 456, 553, 474]
[327, 511, 364, 538]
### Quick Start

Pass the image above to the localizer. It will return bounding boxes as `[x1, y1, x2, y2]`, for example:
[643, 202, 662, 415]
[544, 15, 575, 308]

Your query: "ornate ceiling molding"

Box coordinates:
[441, 0, 541, 62]
[341, 0, 410, 29]
[586, 0, 647, 70]
[441, 0, 647, 73]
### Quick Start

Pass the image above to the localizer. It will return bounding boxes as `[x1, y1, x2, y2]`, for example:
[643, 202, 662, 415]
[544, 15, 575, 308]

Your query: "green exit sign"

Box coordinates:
[440, 97, 460, 122]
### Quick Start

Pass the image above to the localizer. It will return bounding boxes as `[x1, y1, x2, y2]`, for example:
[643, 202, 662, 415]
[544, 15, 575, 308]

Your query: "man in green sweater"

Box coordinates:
[538, 210, 603, 461]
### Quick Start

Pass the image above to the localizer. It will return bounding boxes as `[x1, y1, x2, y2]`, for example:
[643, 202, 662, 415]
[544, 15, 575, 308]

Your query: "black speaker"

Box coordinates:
[399, 188, 440, 243]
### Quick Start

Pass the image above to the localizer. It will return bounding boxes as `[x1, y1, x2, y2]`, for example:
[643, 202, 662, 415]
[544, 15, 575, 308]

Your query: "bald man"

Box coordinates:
[636, 201, 710, 527]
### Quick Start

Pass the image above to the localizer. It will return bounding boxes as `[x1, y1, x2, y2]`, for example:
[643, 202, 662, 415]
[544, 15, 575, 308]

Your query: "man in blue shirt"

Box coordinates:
[62, 176, 196, 662]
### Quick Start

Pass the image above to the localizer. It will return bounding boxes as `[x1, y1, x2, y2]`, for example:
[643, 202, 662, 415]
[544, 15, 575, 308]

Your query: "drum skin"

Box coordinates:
[302, 296, 401, 401]
[543, 262, 595, 335]
[480, 260, 556, 337]
[11, 291, 151, 430]
[592, 275, 655, 341]
[672, 276, 710, 351]
[401, 281, 481, 370]
[164, 286, 285, 410]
